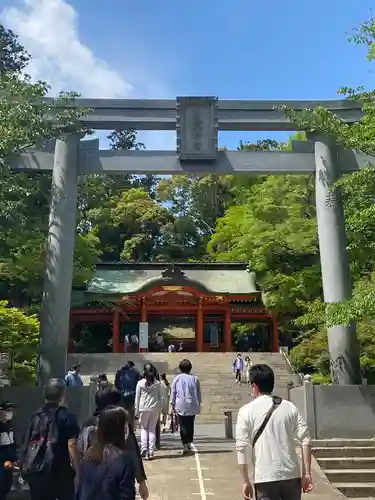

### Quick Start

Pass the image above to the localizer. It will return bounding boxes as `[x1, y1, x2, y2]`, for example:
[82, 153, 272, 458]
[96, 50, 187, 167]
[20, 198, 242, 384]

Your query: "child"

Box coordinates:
[244, 356, 252, 384]
[159, 373, 171, 432]
[0, 401, 18, 500]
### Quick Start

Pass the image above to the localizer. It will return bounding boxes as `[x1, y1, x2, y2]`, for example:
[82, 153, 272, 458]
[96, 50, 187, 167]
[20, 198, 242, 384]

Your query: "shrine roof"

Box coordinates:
[83, 262, 260, 296]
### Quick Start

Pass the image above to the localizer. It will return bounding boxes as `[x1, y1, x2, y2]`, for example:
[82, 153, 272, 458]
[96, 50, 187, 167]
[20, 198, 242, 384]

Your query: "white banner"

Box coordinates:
[139, 322, 149, 349]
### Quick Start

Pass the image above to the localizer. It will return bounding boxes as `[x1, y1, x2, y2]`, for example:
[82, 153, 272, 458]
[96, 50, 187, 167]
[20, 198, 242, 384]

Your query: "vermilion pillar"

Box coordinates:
[112, 308, 120, 353]
[224, 308, 232, 352]
[272, 314, 279, 352]
[196, 299, 204, 352]
[141, 298, 147, 322]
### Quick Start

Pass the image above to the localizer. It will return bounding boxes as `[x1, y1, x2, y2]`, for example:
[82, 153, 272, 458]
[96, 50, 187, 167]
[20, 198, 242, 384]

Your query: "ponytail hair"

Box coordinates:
[160, 372, 169, 386]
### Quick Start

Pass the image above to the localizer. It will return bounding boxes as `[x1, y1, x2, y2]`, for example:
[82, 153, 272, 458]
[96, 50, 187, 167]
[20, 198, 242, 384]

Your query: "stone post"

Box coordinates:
[38, 135, 80, 385]
[312, 134, 361, 385]
[303, 375, 317, 439]
[224, 410, 233, 439]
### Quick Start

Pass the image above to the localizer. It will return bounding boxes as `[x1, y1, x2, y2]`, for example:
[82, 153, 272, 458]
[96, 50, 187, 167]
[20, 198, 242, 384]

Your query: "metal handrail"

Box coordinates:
[278, 341, 304, 386]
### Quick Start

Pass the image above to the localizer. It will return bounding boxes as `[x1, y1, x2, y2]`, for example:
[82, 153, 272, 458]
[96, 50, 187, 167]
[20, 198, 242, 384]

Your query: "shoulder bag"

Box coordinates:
[252, 396, 282, 447]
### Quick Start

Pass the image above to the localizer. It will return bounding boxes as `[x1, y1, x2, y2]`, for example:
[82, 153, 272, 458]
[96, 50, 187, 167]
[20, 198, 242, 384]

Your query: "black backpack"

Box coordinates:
[78, 425, 97, 455]
[20, 407, 59, 478]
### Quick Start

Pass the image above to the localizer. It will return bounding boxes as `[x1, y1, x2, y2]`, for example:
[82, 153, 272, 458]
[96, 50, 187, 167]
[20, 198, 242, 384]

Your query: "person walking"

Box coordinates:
[20, 378, 81, 500]
[134, 364, 162, 460]
[79, 383, 149, 500]
[130, 334, 139, 353]
[0, 401, 18, 500]
[65, 363, 83, 387]
[159, 373, 171, 432]
[177, 342, 184, 352]
[115, 361, 141, 428]
[236, 364, 313, 500]
[244, 356, 252, 384]
[171, 359, 201, 455]
[76, 406, 135, 500]
[232, 353, 244, 385]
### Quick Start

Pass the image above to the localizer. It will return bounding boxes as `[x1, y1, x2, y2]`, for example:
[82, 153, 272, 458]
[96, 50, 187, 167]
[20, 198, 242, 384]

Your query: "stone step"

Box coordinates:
[71, 352, 288, 376]
[333, 482, 375, 498]
[325, 469, 375, 483]
[317, 457, 375, 470]
[314, 447, 375, 459]
[313, 439, 375, 448]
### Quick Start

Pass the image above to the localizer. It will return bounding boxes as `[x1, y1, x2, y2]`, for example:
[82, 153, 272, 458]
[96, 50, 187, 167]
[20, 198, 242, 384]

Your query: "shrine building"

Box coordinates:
[69, 262, 279, 353]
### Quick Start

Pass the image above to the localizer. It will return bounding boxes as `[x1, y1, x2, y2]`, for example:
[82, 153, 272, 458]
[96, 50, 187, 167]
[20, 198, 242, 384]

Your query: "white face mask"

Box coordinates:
[5, 411, 13, 421]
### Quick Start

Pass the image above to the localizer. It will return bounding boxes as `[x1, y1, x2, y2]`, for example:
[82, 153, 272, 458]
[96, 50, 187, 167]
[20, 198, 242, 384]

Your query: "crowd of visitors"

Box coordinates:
[0, 357, 202, 500]
[0, 356, 313, 500]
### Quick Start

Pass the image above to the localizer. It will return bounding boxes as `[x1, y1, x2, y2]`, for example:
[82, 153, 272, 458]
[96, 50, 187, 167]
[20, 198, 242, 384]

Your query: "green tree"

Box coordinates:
[277, 18, 375, 381]
[207, 135, 320, 345]
[0, 301, 39, 384]
[93, 187, 173, 261]
[278, 18, 375, 325]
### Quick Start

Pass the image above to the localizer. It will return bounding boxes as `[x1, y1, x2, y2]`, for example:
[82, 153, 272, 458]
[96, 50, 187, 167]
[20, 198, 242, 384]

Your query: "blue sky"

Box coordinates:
[0, 0, 373, 149]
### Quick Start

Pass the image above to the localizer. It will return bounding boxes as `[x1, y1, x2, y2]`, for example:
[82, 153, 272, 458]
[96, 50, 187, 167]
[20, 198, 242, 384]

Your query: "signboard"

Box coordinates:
[139, 322, 149, 350]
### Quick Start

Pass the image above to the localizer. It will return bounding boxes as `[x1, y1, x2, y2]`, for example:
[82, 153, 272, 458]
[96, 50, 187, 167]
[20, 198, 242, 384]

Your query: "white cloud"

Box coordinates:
[1, 0, 132, 97]
[0, 0, 176, 149]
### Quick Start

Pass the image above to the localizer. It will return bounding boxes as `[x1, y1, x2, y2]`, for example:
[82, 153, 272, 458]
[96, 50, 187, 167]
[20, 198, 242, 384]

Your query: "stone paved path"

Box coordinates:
[143, 426, 347, 500]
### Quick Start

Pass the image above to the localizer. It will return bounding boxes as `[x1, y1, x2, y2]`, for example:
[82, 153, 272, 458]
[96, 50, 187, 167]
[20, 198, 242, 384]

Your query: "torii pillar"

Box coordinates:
[38, 135, 80, 385]
[312, 134, 361, 385]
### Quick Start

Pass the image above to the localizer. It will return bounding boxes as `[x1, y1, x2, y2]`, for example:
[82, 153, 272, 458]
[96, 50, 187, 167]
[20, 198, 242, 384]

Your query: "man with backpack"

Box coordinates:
[114, 361, 141, 427]
[20, 378, 81, 500]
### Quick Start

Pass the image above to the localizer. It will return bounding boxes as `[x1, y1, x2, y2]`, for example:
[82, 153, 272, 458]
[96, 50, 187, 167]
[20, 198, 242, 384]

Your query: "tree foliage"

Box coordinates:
[0, 301, 39, 384]
[280, 16, 375, 380]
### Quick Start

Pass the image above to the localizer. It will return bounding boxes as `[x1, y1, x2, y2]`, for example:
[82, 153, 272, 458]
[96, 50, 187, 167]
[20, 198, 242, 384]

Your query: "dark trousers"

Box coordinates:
[235, 369, 242, 382]
[155, 419, 160, 448]
[178, 415, 195, 445]
[28, 471, 75, 500]
[255, 478, 301, 500]
[0, 471, 12, 500]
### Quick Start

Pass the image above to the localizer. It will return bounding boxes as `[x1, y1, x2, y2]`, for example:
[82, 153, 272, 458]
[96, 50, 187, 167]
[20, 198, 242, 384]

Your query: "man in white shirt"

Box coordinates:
[236, 364, 312, 500]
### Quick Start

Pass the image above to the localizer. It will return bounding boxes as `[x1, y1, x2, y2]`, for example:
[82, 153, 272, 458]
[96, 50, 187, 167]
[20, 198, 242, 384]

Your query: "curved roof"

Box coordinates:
[86, 262, 260, 296]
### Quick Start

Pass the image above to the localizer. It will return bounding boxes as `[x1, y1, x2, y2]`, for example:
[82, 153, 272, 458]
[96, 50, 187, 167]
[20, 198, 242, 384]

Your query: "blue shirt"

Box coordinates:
[171, 373, 201, 416]
[233, 358, 244, 371]
[76, 450, 135, 500]
[65, 371, 83, 387]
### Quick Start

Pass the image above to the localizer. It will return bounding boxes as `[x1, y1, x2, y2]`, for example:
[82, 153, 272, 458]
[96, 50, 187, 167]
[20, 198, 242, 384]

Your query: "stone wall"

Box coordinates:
[300, 380, 375, 439]
[288, 385, 305, 420]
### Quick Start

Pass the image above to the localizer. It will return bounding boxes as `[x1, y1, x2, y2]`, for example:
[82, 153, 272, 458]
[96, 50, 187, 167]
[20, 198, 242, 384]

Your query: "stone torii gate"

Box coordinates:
[13, 97, 369, 385]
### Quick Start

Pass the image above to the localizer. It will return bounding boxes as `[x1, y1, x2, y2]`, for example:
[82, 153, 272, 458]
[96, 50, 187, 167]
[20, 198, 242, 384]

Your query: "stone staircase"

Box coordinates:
[68, 352, 298, 423]
[313, 439, 375, 499]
